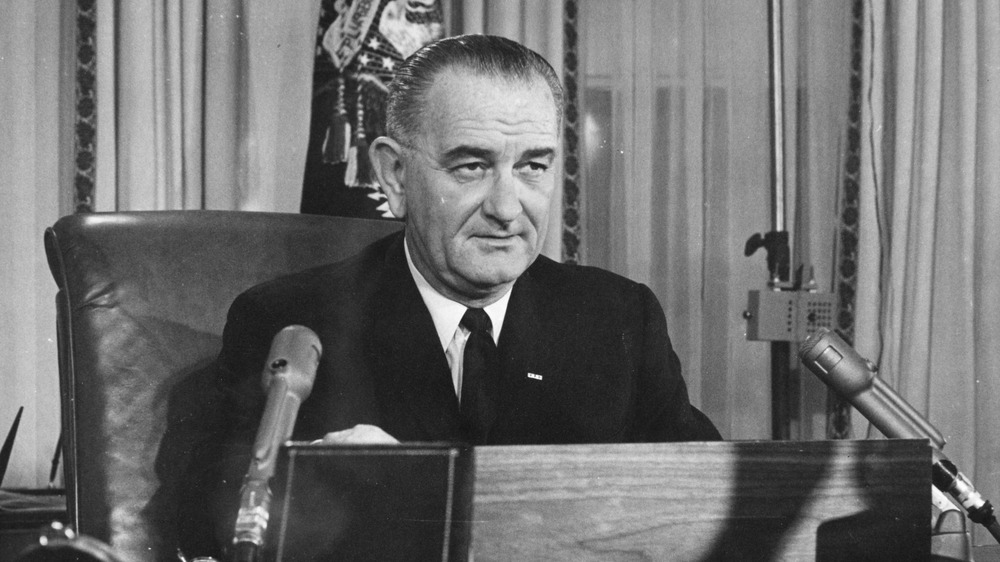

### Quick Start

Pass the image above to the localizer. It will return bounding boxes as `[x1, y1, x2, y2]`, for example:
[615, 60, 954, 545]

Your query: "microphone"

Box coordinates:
[231, 325, 322, 562]
[799, 329, 1000, 543]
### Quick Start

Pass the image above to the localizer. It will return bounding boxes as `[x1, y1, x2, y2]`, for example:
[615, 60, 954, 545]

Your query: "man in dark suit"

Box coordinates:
[183, 33, 719, 556]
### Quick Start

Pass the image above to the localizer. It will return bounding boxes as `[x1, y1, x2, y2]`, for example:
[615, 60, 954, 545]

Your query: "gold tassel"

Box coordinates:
[322, 76, 351, 164]
[344, 144, 358, 186]
[347, 87, 376, 187]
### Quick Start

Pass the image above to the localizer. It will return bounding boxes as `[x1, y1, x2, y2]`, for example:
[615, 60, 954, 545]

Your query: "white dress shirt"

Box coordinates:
[404, 241, 511, 399]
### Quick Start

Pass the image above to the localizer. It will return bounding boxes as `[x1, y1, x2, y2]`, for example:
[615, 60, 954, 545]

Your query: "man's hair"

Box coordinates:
[386, 34, 564, 144]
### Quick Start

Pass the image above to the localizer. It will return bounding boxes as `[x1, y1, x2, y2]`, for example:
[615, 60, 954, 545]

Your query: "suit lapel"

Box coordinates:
[369, 235, 463, 441]
[494, 268, 545, 434]
[497, 272, 541, 383]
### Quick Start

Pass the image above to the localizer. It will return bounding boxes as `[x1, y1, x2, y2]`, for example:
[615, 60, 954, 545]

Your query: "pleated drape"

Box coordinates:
[94, 0, 319, 213]
[857, 0, 1000, 546]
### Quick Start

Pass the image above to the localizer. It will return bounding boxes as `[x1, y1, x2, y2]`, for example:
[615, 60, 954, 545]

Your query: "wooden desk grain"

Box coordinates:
[471, 440, 930, 561]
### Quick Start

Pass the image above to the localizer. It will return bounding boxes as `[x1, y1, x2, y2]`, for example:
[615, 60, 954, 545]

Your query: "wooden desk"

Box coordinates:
[7, 441, 930, 561]
[472, 440, 930, 561]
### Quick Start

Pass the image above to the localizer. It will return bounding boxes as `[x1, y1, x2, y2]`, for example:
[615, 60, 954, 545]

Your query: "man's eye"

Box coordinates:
[450, 162, 488, 181]
[518, 161, 549, 179]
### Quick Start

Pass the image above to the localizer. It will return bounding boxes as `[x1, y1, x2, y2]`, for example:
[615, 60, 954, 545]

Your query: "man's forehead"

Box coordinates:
[430, 64, 543, 89]
[416, 68, 559, 142]
[425, 67, 557, 115]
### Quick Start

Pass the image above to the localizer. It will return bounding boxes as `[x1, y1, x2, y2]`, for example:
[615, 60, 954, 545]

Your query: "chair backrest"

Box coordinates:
[44, 211, 402, 561]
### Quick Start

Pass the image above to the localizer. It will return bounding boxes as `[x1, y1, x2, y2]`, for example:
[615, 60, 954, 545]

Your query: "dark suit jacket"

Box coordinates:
[180, 230, 719, 555]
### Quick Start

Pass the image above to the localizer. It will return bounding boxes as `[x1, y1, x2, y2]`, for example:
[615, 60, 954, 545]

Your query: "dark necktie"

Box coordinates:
[460, 308, 497, 443]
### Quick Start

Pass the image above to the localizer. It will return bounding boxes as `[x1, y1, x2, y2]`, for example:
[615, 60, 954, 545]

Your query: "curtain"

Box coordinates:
[93, 0, 319, 212]
[572, 0, 853, 439]
[857, 0, 1000, 546]
[0, 0, 68, 488]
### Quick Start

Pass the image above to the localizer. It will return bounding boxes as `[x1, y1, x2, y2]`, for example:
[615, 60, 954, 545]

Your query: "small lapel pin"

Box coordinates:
[527, 373, 543, 381]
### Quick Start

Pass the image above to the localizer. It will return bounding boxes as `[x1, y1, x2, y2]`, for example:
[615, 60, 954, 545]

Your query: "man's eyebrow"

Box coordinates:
[521, 147, 557, 161]
[441, 145, 494, 161]
[439, 146, 557, 162]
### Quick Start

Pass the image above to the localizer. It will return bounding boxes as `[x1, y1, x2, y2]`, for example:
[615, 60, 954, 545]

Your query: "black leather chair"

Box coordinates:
[44, 211, 401, 561]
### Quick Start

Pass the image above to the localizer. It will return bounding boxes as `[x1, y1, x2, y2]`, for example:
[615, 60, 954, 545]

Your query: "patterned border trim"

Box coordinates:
[827, 0, 865, 439]
[561, 0, 581, 265]
[74, 0, 97, 213]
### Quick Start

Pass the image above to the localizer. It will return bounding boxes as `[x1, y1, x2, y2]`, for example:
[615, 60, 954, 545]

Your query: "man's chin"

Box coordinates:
[461, 258, 532, 289]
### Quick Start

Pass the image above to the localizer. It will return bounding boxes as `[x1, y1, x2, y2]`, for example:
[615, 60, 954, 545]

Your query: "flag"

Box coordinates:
[301, 0, 444, 219]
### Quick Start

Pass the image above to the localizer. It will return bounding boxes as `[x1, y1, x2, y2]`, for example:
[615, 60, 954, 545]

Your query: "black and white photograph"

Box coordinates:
[2, 1, 998, 560]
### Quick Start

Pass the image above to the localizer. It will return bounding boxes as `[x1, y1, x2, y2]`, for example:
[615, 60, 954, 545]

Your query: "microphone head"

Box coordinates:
[262, 325, 322, 401]
[797, 328, 875, 397]
[798, 323, 947, 446]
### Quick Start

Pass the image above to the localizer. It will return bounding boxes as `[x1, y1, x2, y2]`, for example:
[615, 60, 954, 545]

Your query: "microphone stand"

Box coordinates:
[931, 451, 1000, 543]
[231, 360, 298, 562]
[229, 326, 321, 562]
[744, 0, 795, 440]
[231, 470, 272, 562]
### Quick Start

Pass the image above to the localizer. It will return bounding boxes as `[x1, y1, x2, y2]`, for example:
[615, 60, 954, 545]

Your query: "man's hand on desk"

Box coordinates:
[312, 424, 400, 445]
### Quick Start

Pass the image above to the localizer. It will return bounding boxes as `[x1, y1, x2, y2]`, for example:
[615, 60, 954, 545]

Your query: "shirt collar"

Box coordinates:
[404, 237, 511, 350]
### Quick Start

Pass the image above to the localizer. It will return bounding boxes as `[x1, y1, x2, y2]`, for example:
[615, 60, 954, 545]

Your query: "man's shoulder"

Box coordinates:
[524, 255, 658, 310]
[527, 254, 650, 293]
[238, 230, 401, 306]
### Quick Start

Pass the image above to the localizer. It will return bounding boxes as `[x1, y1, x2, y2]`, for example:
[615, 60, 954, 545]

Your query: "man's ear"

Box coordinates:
[369, 136, 407, 218]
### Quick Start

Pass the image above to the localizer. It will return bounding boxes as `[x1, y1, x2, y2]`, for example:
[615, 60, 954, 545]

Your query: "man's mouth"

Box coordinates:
[474, 233, 520, 245]
[474, 229, 520, 238]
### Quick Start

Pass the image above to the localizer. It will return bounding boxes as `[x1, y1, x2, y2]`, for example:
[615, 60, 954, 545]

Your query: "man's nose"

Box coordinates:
[482, 171, 522, 224]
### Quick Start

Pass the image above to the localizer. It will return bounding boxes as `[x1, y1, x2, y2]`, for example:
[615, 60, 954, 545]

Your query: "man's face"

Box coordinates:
[390, 69, 559, 304]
